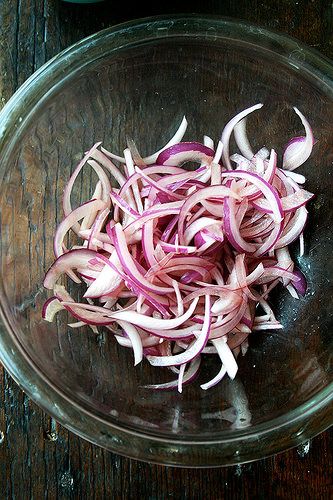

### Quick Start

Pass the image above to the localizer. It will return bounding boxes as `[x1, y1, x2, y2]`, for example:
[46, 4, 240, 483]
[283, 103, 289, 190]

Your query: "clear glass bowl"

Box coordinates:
[0, 16, 332, 467]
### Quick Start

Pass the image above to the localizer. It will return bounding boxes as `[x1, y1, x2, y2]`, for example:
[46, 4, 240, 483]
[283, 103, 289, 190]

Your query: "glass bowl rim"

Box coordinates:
[0, 14, 332, 466]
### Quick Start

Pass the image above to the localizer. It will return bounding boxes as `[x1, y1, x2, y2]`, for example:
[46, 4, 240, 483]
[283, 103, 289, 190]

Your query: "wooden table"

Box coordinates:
[0, 1, 332, 498]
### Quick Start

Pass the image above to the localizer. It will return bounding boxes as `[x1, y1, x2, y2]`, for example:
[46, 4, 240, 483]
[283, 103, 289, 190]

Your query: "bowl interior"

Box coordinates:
[0, 26, 332, 441]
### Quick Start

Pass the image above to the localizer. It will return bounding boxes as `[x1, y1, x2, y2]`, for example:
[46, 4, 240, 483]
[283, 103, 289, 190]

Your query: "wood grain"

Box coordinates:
[0, 1, 332, 498]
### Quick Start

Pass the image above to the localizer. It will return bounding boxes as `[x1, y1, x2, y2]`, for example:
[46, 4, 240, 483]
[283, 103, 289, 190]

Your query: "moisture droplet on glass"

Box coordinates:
[45, 430, 58, 442]
[60, 472, 74, 489]
[234, 464, 242, 477]
[297, 440, 311, 457]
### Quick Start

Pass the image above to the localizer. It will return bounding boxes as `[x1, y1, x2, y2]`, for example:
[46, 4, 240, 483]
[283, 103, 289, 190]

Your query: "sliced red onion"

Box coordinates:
[143, 357, 201, 391]
[43, 107, 315, 391]
[201, 363, 227, 390]
[116, 334, 161, 348]
[63, 143, 101, 221]
[299, 233, 305, 257]
[222, 170, 283, 223]
[83, 251, 123, 298]
[213, 141, 224, 164]
[221, 103, 263, 170]
[230, 153, 252, 169]
[87, 297, 199, 330]
[183, 217, 218, 245]
[111, 223, 173, 295]
[233, 117, 254, 160]
[143, 116, 188, 164]
[178, 185, 240, 244]
[80, 180, 105, 233]
[200, 336, 235, 390]
[63, 148, 111, 234]
[124, 148, 144, 213]
[135, 166, 185, 201]
[264, 149, 277, 184]
[242, 218, 274, 240]
[283, 108, 314, 170]
[224, 196, 257, 253]
[42, 296, 64, 321]
[202, 225, 224, 243]
[211, 290, 242, 315]
[252, 322, 283, 331]
[101, 117, 188, 165]
[254, 223, 283, 257]
[126, 137, 147, 167]
[44, 249, 101, 289]
[86, 160, 112, 205]
[87, 208, 110, 251]
[157, 142, 215, 166]
[117, 320, 143, 366]
[68, 321, 87, 328]
[204, 135, 214, 149]
[292, 269, 308, 296]
[209, 300, 248, 339]
[286, 283, 299, 299]
[146, 295, 210, 366]
[180, 270, 206, 285]
[282, 189, 314, 212]
[171, 279, 184, 317]
[275, 206, 308, 248]
[96, 269, 172, 316]
[124, 201, 183, 237]
[255, 266, 301, 285]
[256, 147, 270, 160]
[159, 241, 197, 254]
[214, 336, 238, 379]
[90, 149, 126, 186]
[275, 246, 294, 286]
[79, 229, 112, 244]
[177, 363, 186, 393]
[283, 170, 306, 184]
[254, 188, 314, 213]
[110, 191, 140, 219]
[227, 330, 250, 350]
[54, 285, 116, 325]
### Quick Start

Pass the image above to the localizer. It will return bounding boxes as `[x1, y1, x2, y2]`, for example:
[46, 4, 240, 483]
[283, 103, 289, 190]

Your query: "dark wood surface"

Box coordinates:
[0, 1, 332, 498]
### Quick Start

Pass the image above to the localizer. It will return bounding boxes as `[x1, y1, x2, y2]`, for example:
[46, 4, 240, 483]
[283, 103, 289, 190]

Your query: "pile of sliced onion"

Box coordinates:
[43, 104, 315, 392]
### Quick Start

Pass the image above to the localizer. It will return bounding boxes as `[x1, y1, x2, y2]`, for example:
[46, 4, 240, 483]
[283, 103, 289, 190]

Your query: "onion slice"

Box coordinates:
[283, 108, 314, 170]
[221, 103, 263, 170]
[146, 295, 211, 366]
